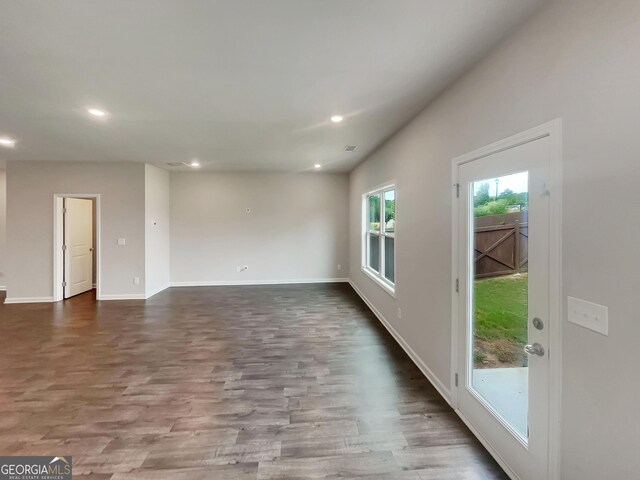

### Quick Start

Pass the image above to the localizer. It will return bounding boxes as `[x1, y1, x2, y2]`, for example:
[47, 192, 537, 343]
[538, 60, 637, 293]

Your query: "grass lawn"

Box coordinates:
[473, 273, 528, 344]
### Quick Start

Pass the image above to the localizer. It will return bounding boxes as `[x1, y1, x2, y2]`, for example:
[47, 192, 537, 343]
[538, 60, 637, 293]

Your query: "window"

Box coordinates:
[363, 185, 395, 293]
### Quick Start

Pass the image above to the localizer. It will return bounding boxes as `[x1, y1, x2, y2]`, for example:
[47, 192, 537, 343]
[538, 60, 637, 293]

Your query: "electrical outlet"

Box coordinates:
[236, 266, 242, 272]
[337, 264, 341, 271]
[118, 238, 126, 246]
[567, 296, 608, 336]
[397, 308, 402, 319]
[133, 277, 140, 285]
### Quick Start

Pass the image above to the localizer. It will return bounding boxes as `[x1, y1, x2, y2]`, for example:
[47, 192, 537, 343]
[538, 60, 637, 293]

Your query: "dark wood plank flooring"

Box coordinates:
[0, 284, 507, 479]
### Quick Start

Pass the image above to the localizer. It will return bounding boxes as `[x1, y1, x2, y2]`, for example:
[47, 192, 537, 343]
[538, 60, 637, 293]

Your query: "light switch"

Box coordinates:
[117, 238, 126, 246]
[567, 296, 608, 336]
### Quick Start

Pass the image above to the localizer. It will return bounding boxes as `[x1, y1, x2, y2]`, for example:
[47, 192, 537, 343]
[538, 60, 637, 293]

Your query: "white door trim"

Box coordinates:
[450, 119, 562, 480]
[53, 194, 101, 302]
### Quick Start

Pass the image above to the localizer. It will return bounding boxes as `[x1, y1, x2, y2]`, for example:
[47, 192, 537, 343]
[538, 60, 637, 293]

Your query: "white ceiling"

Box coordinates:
[0, 0, 546, 172]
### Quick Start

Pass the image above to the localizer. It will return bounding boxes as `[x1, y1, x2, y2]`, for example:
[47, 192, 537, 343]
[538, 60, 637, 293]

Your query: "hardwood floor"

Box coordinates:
[0, 284, 507, 479]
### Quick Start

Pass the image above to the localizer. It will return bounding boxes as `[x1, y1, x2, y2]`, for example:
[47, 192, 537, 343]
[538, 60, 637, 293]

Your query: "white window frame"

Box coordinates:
[362, 183, 396, 296]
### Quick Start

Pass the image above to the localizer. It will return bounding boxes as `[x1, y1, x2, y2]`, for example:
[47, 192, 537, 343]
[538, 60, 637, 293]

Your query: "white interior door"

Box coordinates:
[64, 198, 94, 298]
[455, 136, 551, 480]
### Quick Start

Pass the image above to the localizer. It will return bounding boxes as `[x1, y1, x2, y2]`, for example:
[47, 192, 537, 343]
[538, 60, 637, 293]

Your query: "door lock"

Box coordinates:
[532, 317, 544, 330]
[524, 343, 545, 357]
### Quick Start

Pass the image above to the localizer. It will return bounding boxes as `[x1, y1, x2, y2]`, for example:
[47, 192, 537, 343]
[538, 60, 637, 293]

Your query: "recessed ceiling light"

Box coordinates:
[0, 136, 16, 148]
[87, 108, 108, 118]
[190, 160, 200, 168]
[314, 164, 322, 169]
[330, 115, 343, 123]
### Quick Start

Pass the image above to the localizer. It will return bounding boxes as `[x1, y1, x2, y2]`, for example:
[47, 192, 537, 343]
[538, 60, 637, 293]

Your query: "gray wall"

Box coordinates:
[170, 172, 349, 285]
[349, 0, 640, 477]
[145, 164, 170, 297]
[0, 170, 5, 289]
[6, 161, 146, 299]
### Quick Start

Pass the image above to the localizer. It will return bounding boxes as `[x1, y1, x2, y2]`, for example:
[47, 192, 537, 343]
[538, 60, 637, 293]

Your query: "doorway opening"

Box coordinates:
[53, 194, 101, 302]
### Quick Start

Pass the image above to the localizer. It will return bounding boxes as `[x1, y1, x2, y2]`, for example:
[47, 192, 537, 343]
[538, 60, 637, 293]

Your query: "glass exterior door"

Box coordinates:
[456, 134, 551, 480]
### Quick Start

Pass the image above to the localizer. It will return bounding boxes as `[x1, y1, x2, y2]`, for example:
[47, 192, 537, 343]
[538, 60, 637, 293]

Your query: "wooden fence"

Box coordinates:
[474, 212, 528, 279]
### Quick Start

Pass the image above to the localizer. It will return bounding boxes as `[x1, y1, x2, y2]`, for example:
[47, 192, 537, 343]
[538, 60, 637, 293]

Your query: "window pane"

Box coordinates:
[368, 194, 381, 231]
[384, 190, 395, 233]
[471, 171, 529, 440]
[368, 234, 380, 272]
[384, 237, 394, 283]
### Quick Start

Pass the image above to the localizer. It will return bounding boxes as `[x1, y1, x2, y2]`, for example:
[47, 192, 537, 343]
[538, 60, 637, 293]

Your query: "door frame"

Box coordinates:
[450, 119, 562, 480]
[53, 194, 101, 302]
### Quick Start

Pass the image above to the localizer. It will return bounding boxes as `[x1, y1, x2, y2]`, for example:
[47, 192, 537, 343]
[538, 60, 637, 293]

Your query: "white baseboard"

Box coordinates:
[170, 278, 349, 287]
[145, 284, 170, 299]
[97, 294, 147, 301]
[348, 279, 452, 405]
[3, 280, 347, 303]
[4, 296, 55, 304]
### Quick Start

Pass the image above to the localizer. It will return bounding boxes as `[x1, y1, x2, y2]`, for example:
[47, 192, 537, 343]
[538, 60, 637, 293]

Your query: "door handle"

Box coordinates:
[524, 343, 545, 357]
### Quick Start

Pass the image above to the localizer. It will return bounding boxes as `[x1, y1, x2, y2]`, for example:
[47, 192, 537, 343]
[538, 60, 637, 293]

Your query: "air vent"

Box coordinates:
[344, 145, 357, 152]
